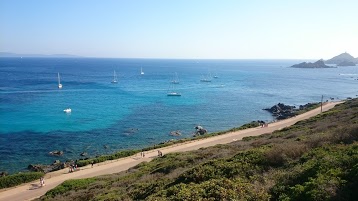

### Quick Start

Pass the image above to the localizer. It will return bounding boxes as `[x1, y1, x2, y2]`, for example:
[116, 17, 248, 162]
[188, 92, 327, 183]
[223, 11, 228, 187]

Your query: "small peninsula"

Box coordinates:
[291, 59, 333, 68]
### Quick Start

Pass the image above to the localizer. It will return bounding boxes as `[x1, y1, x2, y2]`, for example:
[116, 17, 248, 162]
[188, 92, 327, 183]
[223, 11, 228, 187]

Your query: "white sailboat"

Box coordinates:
[111, 70, 118, 83]
[140, 67, 144, 75]
[167, 79, 181, 96]
[63, 108, 71, 113]
[171, 72, 180, 84]
[58, 73, 63, 89]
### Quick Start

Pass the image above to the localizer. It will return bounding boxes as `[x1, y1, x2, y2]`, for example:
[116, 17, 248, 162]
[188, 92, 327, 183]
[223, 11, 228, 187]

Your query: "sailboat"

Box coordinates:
[140, 67, 144, 75]
[63, 108, 71, 113]
[167, 79, 181, 96]
[171, 72, 180, 84]
[58, 73, 63, 89]
[111, 70, 118, 83]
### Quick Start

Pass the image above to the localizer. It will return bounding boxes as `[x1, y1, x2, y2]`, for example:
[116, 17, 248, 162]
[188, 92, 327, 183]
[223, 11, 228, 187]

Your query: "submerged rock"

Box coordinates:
[80, 152, 87, 156]
[49, 150, 63, 156]
[170, 130, 182, 136]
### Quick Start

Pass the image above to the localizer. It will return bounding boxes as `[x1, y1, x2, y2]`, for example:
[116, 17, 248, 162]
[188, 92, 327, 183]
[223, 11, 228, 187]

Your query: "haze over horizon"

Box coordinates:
[1, 0, 357, 60]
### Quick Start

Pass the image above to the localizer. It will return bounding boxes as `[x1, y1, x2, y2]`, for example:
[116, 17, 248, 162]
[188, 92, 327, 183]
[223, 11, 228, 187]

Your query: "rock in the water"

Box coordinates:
[80, 152, 87, 156]
[170, 130, 182, 136]
[49, 150, 63, 156]
[28, 162, 64, 173]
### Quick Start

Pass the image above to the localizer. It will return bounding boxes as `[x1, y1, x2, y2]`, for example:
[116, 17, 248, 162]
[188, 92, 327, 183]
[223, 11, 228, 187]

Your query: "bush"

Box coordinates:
[0, 172, 44, 189]
[44, 178, 96, 198]
[76, 150, 140, 167]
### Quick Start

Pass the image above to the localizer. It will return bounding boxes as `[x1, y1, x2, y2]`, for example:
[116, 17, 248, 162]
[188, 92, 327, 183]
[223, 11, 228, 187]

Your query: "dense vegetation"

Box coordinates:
[39, 99, 358, 200]
[0, 172, 44, 189]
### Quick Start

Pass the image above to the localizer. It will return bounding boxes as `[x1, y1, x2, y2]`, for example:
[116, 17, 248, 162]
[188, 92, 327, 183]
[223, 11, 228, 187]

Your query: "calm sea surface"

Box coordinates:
[0, 58, 357, 173]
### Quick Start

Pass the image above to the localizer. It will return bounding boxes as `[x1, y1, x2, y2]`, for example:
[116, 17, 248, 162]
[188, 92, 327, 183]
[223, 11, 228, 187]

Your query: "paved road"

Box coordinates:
[0, 101, 342, 201]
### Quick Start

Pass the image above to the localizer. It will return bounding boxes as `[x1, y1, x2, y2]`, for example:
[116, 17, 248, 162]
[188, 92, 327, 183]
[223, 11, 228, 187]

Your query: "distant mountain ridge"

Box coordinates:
[325, 52, 357, 65]
[0, 52, 82, 58]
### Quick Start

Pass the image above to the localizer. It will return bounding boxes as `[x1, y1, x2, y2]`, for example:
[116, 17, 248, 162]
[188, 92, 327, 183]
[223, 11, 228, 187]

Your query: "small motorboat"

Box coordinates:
[63, 108, 72, 113]
[167, 92, 181, 96]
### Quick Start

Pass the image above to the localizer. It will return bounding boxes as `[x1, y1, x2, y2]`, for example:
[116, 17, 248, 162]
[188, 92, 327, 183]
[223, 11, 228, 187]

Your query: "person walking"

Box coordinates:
[40, 177, 45, 187]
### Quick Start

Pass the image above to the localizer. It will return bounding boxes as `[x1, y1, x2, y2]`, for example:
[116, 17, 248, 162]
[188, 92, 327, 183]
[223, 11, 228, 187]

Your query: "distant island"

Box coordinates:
[337, 61, 356, 66]
[291, 52, 358, 68]
[325, 52, 358, 65]
[291, 59, 334, 68]
[0, 52, 82, 58]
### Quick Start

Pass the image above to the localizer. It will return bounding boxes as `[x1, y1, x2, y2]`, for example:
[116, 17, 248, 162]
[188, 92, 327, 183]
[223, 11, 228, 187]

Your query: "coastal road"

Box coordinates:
[0, 101, 342, 201]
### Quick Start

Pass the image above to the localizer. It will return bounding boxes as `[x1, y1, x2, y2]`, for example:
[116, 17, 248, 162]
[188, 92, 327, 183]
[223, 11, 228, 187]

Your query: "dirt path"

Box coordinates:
[0, 101, 342, 201]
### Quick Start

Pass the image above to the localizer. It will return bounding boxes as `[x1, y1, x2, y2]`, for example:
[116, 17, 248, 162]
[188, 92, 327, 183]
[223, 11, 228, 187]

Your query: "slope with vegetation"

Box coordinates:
[39, 99, 358, 201]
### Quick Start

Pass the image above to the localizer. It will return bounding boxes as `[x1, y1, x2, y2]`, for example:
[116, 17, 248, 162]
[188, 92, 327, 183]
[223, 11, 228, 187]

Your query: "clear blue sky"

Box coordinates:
[1, 0, 357, 59]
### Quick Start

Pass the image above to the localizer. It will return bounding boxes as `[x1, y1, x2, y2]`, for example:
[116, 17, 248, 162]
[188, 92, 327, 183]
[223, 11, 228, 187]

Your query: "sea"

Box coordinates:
[0, 58, 357, 173]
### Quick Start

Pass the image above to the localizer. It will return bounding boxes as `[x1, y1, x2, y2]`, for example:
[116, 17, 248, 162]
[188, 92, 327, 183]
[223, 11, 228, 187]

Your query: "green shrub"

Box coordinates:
[76, 149, 140, 167]
[0, 172, 44, 189]
[45, 178, 96, 198]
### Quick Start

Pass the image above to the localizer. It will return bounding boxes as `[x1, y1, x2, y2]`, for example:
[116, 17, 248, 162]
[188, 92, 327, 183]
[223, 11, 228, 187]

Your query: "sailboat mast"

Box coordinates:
[58, 73, 60, 85]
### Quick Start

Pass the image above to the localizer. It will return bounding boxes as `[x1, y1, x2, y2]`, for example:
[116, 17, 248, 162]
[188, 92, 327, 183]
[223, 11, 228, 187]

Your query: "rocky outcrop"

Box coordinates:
[170, 130, 182, 136]
[28, 160, 65, 173]
[263, 103, 296, 120]
[291, 59, 333, 68]
[194, 126, 207, 136]
[264, 103, 318, 120]
[49, 150, 63, 156]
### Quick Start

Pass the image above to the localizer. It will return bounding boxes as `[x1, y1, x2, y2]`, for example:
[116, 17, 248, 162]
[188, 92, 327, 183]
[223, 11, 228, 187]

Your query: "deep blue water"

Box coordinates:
[0, 58, 357, 173]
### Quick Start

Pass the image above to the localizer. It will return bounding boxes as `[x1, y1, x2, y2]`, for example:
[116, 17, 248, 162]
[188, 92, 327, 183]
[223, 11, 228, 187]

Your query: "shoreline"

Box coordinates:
[0, 101, 343, 201]
[5, 102, 320, 175]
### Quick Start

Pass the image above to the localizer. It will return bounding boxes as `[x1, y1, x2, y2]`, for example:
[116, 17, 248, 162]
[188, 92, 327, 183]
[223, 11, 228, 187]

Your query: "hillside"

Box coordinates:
[326, 52, 357, 64]
[38, 99, 358, 201]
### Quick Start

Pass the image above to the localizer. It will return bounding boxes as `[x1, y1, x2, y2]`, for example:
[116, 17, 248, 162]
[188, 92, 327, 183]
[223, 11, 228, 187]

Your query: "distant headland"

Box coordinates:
[291, 52, 357, 68]
[0, 52, 82, 58]
[325, 52, 358, 66]
[291, 59, 333, 68]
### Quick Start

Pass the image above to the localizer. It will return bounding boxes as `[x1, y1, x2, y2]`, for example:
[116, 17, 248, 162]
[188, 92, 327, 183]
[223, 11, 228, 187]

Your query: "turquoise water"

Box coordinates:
[1, 58, 357, 173]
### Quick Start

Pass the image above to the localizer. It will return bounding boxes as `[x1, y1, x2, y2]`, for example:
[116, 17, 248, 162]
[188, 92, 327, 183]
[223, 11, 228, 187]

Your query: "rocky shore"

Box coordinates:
[263, 102, 318, 120]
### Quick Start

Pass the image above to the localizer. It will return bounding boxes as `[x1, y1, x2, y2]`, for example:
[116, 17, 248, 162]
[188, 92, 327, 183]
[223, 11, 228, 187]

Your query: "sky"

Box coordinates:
[1, 0, 358, 59]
